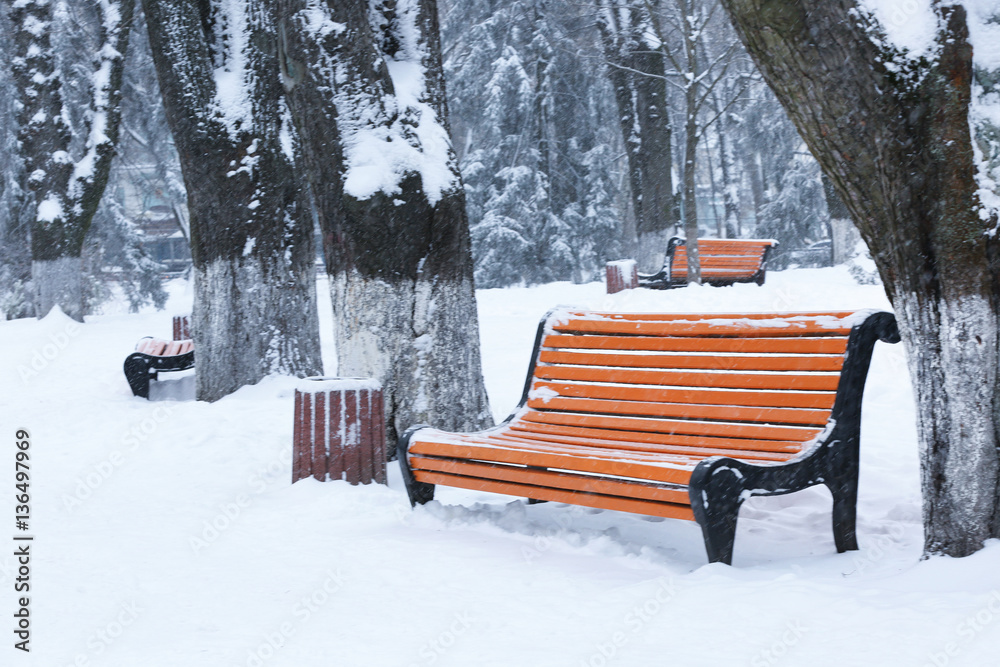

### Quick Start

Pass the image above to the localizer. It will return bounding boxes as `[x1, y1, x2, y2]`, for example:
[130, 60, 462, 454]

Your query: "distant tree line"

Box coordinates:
[442, 0, 837, 286]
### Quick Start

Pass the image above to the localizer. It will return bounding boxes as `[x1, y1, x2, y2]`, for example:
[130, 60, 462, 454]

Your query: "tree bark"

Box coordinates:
[142, 0, 321, 401]
[822, 173, 855, 265]
[13, 0, 134, 321]
[273, 0, 492, 447]
[720, 0, 999, 557]
[597, 0, 677, 272]
[714, 92, 741, 238]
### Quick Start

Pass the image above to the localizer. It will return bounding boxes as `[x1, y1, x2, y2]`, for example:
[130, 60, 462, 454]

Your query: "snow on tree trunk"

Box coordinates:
[142, 0, 321, 401]
[32, 257, 82, 321]
[714, 95, 741, 239]
[13, 0, 134, 321]
[274, 0, 492, 445]
[720, 0, 1000, 557]
[597, 0, 677, 273]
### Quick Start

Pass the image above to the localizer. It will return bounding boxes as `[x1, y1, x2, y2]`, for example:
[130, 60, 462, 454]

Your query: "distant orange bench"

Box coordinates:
[123, 338, 194, 398]
[399, 309, 899, 564]
[637, 237, 778, 288]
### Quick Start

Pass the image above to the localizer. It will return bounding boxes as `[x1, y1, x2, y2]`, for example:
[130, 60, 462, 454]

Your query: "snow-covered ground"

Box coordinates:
[3, 267, 1000, 667]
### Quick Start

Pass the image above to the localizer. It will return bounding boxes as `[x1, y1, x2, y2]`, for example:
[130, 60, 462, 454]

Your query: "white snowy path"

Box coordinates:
[2, 268, 1000, 667]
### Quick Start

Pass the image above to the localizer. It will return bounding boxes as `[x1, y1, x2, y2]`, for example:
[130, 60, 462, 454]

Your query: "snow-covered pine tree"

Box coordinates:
[12, 0, 134, 321]
[0, 2, 34, 320]
[110, 2, 189, 246]
[755, 148, 828, 253]
[141, 0, 322, 401]
[86, 195, 168, 313]
[446, 0, 623, 286]
[722, 0, 1000, 558]
[274, 0, 493, 445]
[730, 79, 825, 249]
[85, 4, 175, 315]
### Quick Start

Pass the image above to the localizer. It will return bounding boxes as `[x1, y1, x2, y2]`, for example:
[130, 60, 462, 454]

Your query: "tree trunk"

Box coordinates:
[714, 93, 741, 238]
[720, 0, 1000, 557]
[822, 173, 856, 265]
[597, 0, 676, 272]
[683, 109, 701, 284]
[13, 0, 134, 321]
[142, 0, 321, 401]
[274, 0, 492, 446]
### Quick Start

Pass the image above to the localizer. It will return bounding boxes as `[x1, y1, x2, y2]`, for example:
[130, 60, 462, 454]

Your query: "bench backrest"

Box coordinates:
[515, 310, 873, 466]
[136, 338, 194, 357]
[668, 238, 775, 282]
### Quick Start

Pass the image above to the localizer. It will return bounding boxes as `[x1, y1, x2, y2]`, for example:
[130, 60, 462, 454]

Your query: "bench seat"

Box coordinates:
[124, 337, 195, 398]
[638, 237, 778, 288]
[399, 309, 899, 564]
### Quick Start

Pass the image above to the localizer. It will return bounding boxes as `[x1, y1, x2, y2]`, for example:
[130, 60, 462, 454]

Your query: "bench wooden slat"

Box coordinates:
[534, 365, 842, 392]
[565, 311, 858, 322]
[673, 257, 767, 267]
[537, 349, 845, 372]
[542, 334, 850, 355]
[681, 239, 773, 247]
[411, 469, 698, 521]
[495, 426, 801, 460]
[135, 338, 193, 357]
[552, 318, 854, 338]
[532, 381, 837, 410]
[409, 438, 698, 485]
[526, 395, 831, 427]
[520, 410, 822, 443]
[409, 456, 693, 505]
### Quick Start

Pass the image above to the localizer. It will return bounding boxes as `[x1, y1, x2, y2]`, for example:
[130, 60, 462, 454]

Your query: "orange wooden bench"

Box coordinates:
[123, 337, 194, 398]
[398, 309, 899, 564]
[637, 237, 778, 288]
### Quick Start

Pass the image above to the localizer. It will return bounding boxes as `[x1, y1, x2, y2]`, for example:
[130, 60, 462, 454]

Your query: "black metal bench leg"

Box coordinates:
[689, 462, 746, 565]
[396, 427, 436, 507]
[123, 355, 152, 398]
[828, 474, 860, 553]
[694, 497, 741, 565]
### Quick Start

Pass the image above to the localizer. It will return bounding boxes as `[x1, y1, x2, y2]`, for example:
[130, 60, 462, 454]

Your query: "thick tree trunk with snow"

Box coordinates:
[274, 0, 492, 446]
[13, 0, 134, 321]
[597, 0, 677, 272]
[142, 0, 321, 401]
[720, 0, 1000, 556]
